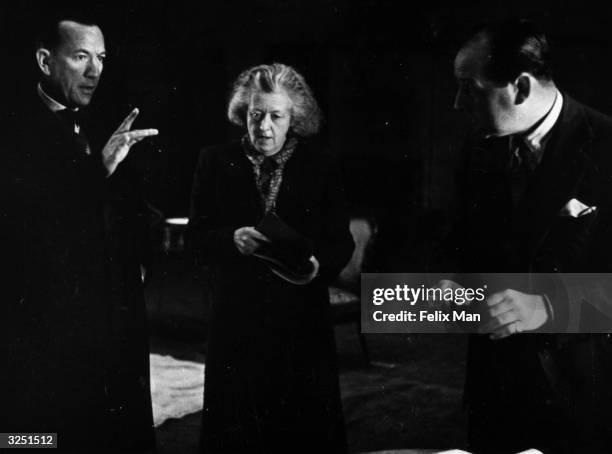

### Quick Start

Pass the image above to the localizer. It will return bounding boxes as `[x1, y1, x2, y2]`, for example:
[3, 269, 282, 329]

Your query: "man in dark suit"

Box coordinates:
[451, 19, 612, 453]
[4, 13, 158, 452]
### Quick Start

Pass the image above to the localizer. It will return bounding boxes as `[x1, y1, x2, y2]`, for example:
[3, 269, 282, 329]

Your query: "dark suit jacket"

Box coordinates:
[189, 139, 354, 453]
[3, 94, 154, 451]
[452, 95, 612, 453]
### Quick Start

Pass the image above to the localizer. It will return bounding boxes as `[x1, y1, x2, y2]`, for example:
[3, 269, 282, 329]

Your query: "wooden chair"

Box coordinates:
[329, 217, 377, 366]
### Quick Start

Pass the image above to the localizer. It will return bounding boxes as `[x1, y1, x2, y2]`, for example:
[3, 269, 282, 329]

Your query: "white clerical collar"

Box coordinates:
[523, 89, 563, 154]
[37, 83, 79, 113]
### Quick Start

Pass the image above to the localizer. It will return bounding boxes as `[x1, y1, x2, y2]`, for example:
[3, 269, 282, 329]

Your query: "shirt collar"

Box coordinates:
[523, 89, 563, 154]
[37, 83, 78, 113]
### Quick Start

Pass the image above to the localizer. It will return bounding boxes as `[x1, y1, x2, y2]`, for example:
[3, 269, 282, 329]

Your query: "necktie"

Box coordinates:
[56, 108, 81, 132]
[56, 109, 90, 155]
[510, 138, 532, 207]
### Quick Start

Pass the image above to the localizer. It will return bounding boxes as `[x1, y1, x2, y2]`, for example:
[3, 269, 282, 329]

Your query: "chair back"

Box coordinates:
[336, 217, 376, 292]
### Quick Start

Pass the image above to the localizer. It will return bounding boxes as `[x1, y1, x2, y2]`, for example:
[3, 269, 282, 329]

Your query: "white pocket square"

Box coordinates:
[559, 198, 597, 218]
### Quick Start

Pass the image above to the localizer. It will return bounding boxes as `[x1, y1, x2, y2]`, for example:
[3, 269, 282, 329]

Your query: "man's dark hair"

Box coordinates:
[467, 18, 553, 85]
[35, 10, 100, 51]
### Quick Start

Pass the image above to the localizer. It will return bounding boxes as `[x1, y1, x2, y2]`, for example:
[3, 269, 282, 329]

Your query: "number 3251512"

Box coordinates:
[8, 435, 54, 445]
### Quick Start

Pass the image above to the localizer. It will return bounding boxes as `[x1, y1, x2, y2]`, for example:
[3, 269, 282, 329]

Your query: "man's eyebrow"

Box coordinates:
[73, 47, 92, 54]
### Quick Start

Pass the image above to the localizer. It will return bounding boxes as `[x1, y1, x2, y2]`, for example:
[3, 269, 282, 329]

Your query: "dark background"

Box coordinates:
[4, 0, 612, 269]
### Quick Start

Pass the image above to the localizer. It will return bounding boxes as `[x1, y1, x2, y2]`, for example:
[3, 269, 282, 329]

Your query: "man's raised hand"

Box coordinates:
[102, 108, 158, 176]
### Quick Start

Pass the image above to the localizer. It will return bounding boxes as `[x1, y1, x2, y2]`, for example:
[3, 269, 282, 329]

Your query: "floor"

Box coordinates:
[146, 249, 468, 453]
[151, 325, 468, 454]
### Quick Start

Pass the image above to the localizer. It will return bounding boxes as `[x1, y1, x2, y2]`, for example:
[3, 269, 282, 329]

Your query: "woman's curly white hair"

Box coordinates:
[228, 63, 322, 137]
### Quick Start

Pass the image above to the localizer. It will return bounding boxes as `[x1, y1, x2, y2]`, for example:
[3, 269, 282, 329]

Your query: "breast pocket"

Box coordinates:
[544, 211, 600, 268]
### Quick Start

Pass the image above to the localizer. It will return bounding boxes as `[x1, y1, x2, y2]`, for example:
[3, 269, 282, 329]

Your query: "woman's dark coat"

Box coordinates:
[190, 139, 354, 453]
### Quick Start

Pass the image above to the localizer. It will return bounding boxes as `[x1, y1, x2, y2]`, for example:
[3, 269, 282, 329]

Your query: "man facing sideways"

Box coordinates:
[3, 12, 158, 453]
[450, 19, 612, 453]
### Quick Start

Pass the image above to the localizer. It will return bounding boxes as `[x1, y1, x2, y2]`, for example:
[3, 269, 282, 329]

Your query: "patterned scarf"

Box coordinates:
[242, 135, 297, 213]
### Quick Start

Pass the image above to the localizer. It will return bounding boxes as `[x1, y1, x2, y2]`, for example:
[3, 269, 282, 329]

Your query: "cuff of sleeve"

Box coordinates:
[542, 293, 554, 323]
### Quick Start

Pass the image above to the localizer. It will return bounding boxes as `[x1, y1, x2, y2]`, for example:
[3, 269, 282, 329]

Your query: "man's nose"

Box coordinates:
[85, 57, 102, 79]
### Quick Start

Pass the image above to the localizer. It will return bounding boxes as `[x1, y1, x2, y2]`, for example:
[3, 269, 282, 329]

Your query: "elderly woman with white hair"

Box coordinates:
[189, 63, 354, 452]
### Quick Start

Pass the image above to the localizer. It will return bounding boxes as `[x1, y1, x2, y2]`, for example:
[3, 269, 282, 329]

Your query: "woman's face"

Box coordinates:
[247, 90, 292, 156]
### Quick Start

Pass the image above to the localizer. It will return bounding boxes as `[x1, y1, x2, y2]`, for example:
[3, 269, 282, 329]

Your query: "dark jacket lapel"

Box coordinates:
[516, 95, 595, 266]
[29, 93, 89, 162]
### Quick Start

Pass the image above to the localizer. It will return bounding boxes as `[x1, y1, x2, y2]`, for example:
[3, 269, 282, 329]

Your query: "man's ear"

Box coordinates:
[35, 48, 52, 76]
[515, 73, 531, 105]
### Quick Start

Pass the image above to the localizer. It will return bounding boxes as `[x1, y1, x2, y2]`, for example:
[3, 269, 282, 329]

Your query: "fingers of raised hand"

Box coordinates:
[126, 128, 159, 143]
[115, 108, 140, 133]
[110, 129, 158, 150]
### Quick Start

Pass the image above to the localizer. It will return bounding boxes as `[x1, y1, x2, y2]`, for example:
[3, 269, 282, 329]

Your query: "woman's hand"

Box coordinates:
[233, 226, 270, 255]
